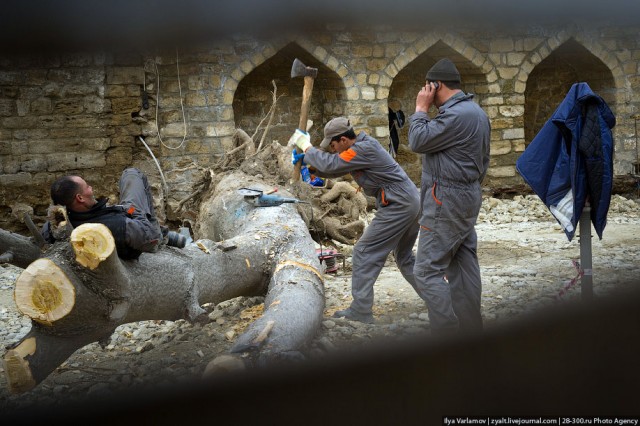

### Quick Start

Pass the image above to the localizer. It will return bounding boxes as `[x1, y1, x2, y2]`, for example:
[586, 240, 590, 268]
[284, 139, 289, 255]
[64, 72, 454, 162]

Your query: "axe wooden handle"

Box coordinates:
[292, 75, 315, 182]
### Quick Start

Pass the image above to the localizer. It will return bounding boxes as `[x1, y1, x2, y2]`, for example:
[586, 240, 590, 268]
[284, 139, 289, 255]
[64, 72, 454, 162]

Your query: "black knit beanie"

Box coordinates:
[426, 58, 461, 82]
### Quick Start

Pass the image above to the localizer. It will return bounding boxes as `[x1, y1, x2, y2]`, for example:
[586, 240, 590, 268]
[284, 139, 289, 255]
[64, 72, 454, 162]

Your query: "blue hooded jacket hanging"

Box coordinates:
[516, 82, 615, 241]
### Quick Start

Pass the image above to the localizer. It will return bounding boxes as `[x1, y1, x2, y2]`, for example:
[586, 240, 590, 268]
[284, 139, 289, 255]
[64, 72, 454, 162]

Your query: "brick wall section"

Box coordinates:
[1, 22, 639, 232]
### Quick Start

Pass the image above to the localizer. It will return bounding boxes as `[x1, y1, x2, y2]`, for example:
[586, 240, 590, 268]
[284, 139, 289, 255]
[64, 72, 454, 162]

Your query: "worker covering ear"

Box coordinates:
[408, 58, 491, 334]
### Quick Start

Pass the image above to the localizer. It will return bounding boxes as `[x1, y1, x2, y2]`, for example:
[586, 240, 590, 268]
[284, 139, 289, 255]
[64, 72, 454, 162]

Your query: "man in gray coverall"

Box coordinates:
[408, 58, 491, 333]
[290, 117, 422, 324]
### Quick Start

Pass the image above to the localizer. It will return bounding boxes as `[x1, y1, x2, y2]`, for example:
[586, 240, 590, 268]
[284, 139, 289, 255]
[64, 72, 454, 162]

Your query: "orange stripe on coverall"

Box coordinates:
[339, 148, 357, 162]
[380, 189, 389, 206]
[431, 183, 442, 205]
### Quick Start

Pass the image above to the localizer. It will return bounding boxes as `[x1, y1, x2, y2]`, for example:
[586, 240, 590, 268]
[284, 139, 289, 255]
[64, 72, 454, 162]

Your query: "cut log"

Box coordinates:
[70, 223, 115, 269]
[1, 171, 325, 393]
[13, 258, 76, 325]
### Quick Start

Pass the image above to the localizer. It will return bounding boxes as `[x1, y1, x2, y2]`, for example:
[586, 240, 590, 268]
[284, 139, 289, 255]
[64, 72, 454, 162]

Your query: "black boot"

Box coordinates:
[166, 231, 186, 248]
[332, 307, 374, 324]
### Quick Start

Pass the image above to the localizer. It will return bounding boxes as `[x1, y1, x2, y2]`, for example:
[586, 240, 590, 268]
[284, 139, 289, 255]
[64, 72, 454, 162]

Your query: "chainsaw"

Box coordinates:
[237, 188, 304, 207]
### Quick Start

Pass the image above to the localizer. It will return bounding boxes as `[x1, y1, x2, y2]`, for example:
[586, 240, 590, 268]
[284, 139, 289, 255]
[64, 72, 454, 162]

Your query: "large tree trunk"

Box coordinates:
[1, 171, 324, 393]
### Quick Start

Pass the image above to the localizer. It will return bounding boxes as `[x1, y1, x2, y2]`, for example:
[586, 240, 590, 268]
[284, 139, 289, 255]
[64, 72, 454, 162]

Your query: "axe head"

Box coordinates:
[291, 58, 318, 79]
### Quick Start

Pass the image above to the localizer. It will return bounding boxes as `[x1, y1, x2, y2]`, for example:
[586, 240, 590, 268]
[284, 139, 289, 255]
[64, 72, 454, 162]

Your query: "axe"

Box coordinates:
[290, 58, 318, 183]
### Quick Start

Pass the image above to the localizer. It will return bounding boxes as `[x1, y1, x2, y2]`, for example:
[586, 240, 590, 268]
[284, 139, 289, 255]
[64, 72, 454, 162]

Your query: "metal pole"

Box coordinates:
[579, 203, 593, 301]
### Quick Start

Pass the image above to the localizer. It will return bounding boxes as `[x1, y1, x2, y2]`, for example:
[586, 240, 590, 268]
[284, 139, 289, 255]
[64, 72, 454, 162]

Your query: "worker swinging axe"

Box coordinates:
[289, 58, 318, 183]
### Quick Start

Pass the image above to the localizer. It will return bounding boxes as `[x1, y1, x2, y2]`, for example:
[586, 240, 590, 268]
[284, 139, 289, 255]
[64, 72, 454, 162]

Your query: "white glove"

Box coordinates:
[287, 129, 312, 153]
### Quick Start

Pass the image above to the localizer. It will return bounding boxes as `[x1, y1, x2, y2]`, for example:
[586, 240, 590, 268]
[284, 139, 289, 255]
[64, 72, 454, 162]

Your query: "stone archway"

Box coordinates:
[232, 42, 347, 146]
[388, 40, 489, 184]
[524, 38, 616, 143]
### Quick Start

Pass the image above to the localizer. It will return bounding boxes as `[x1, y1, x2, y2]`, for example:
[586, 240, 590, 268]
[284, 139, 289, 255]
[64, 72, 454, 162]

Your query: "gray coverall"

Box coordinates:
[304, 132, 421, 315]
[118, 168, 164, 253]
[408, 93, 491, 333]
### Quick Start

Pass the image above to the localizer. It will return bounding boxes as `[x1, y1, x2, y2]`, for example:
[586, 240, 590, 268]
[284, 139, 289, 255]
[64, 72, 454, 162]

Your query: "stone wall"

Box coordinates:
[1, 21, 639, 232]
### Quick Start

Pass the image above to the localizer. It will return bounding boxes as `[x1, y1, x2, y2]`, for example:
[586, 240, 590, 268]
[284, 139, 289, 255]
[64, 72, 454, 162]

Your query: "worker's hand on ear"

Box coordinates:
[288, 129, 312, 152]
[416, 82, 437, 113]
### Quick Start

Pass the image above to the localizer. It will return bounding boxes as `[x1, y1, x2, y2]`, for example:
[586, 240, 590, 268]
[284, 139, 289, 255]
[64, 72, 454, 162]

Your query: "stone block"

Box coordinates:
[376, 87, 389, 100]
[0, 99, 14, 117]
[31, 98, 53, 114]
[25, 69, 48, 86]
[47, 152, 106, 171]
[107, 67, 144, 85]
[487, 166, 516, 178]
[114, 124, 143, 137]
[0, 172, 32, 186]
[187, 75, 206, 91]
[84, 96, 108, 114]
[158, 122, 187, 138]
[513, 140, 526, 152]
[63, 115, 102, 128]
[374, 126, 389, 138]
[17, 100, 29, 116]
[206, 122, 235, 137]
[109, 113, 133, 126]
[353, 45, 373, 57]
[106, 147, 133, 166]
[0, 141, 13, 155]
[361, 87, 376, 100]
[19, 154, 48, 172]
[491, 141, 512, 155]
[112, 97, 140, 113]
[499, 105, 525, 117]
[1, 157, 20, 174]
[186, 92, 207, 107]
[105, 85, 127, 98]
[12, 128, 50, 143]
[0, 71, 25, 85]
[498, 67, 519, 80]
[506, 53, 526, 66]
[367, 59, 387, 72]
[111, 136, 136, 147]
[222, 90, 234, 104]
[503, 128, 525, 140]
[368, 74, 380, 85]
[29, 138, 111, 154]
[368, 115, 388, 127]
[61, 84, 97, 96]
[485, 106, 499, 119]
[2, 116, 37, 129]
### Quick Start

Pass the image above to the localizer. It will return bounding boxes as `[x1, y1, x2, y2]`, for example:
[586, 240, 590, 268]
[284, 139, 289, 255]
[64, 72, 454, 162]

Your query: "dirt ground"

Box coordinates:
[1, 195, 639, 414]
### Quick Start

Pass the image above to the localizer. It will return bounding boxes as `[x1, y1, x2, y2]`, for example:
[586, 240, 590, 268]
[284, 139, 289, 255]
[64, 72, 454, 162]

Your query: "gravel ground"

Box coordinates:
[1, 194, 639, 413]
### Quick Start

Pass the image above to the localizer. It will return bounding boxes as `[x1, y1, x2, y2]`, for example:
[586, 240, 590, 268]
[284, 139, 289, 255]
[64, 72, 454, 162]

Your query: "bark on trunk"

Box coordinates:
[1, 171, 324, 393]
[0, 229, 43, 268]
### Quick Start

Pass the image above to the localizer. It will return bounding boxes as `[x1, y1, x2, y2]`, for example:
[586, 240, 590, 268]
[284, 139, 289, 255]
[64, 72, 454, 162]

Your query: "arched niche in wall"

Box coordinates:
[388, 40, 488, 184]
[524, 38, 616, 144]
[232, 42, 347, 147]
